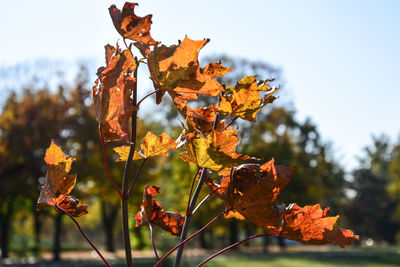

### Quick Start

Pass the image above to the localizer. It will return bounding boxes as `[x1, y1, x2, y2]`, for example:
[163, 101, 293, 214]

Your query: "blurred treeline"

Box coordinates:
[1, 55, 400, 261]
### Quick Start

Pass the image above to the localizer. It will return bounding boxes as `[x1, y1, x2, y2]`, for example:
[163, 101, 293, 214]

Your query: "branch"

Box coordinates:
[127, 158, 147, 198]
[185, 168, 200, 216]
[98, 126, 122, 198]
[136, 89, 162, 108]
[148, 222, 161, 263]
[155, 209, 230, 267]
[196, 233, 271, 267]
[222, 117, 238, 132]
[55, 205, 112, 267]
[192, 186, 219, 215]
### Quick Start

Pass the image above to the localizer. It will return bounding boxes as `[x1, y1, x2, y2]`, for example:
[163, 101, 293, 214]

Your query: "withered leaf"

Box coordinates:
[58, 196, 88, 217]
[280, 204, 359, 248]
[109, 2, 156, 46]
[37, 141, 87, 218]
[114, 131, 177, 161]
[147, 36, 233, 104]
[180, 129, 253, 172]
[135, 185, 185, 236]
[219, 76, 278, 122]
[93, 46, 136, 142]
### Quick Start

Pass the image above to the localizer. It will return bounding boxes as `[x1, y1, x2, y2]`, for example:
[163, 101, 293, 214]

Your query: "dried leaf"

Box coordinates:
[280, 204, 359, 247]
[135, 185, 185, 235]
[147, 36, 233, 104]
[180, 129, 253, 172]
[219, 76, 278, 122]
[93, 46, 136, 142]
[58, 196, 88, 217]
[37, 141, 78, 210]
[109, 2, 156, 46]
[114, 131, 177, 161]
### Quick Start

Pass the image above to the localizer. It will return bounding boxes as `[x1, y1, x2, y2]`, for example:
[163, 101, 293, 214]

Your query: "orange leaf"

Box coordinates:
[147, 36, 233, 104]
[114, 131, 177, 161]
[93, 46, 136, 142]
[109, 2, 156, 46]
[219, 76, 278, 122]
[180, 129, 253, 172]
[58, 196, 88, 217]
[135, 185, 185, 236]
[280, 204, 359, 247]
[37, 141, 86, 217]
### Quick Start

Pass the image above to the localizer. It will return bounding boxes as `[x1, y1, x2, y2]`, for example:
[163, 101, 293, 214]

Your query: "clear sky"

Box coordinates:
[1, 0, 399, 170]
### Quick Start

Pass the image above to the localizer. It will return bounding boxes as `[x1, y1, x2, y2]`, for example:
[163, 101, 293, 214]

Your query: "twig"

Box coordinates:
[55, 205, 112, 267]
[192, 186, 220, 215]
[185, 168, 201, 216]
[148, 222, 161, 263]
[222, 117, 238, 132]
[127, 158, 147, 198]
[136, 89, 162, 108]
[155, 209, 231, 267]
[196, 233, 271, 267]
[98, 126, 122, 198]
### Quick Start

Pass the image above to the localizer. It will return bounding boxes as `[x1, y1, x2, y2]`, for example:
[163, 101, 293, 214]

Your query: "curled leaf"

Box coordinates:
[180, 129, 253, 172]
[114, 131, 177, 161]
[37, 141, 87, 217]
[109, 2, 156, 46]
[219, 76, 278, 122]
[93, 46, 137, 142]
[135, 185, 185, 235]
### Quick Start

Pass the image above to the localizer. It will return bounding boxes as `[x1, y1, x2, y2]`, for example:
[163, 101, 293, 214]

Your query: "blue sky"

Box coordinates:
[1, 0, 399, 170]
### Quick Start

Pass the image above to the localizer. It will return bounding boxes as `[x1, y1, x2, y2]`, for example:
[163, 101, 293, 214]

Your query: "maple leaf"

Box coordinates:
[147, 36, 233, 104]
[135, 185, 185, 236]
[280, 204, 359, 248]
[206, 160, 296, 232]
[37, 141, 87, 217]
[93, 46, 136, 142]
[109, 2, 156, 46]
[114, 131, 177, 161]
[180, 129, 253, 172]
[219, 76, 278, 122]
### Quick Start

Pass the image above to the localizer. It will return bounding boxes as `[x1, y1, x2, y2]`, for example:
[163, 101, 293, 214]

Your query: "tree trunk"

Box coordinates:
[101, 201, 119, 252]
[229, 220, 238, 249]
[0, 199, 14, 259]
[53, 213, 63, 261]
[278, 236, 286, 250]
[32, 204, 42, 256]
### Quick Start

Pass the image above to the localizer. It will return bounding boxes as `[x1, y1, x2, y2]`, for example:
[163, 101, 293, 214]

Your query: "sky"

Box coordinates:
[1, 0, 399, 171]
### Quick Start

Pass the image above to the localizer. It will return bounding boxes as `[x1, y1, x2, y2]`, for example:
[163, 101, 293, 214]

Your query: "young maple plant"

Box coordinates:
[37, 2, 359, 267]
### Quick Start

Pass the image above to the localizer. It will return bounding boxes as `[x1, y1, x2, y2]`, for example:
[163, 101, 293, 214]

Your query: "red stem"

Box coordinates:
[222, 117, 238, 132]
[192, 186, 220, 215]
[148, 222, 161, 263]
[154, 209, 231, 267]
[186, 168, 200, 216]
[196, 233, 271, 267]
[55, 205, 112, 267]
[98, 126, 122, 198]
[127, 158, 147, 198]
[136, 89, 162, 107]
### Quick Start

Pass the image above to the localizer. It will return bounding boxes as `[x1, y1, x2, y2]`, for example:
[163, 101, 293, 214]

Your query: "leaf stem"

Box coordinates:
[127, 158, 147, 198]
[55, 205, 112, 267]
[196, 233, 271, 267]
[192, 186, 219, 215]
[222, 117, 238, 132]
[185, 168, 201, 216]
[148, 222, 161, 263]
[136, 89, 162, 108]
[121, 58, 139, 267]
[155, 209, 230, 267]
[98, 126, 123, 198]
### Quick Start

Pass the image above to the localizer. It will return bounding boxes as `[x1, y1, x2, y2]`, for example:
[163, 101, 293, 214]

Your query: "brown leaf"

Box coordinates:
[280, 204, 359, 247]
[93, 46, 136, 142]
[147, 36, 233, 104]
[135, 185, 185, 236]
[180, 129, 253, 172]
[109, 2, 156, 46]
[58, 196, 88, 217]
[37, 141, 77, 210]
[219, 76, 278, 122]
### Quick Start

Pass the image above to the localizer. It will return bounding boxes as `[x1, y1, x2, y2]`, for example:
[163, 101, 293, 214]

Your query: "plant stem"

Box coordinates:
[185, 168, 200, 216]
[136, 89, 162, 108]
[155, 209, 230, 267]
[127, 158, 147, 198]
[222, 116, 238, 132]
[196, 233, 271, 267]
[55, 205, 112, 267]
[192, 186, 219, 215]
[98, 126, 123, 198]
[121, 59, 139, 267]
[148, 222, 161, 263]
